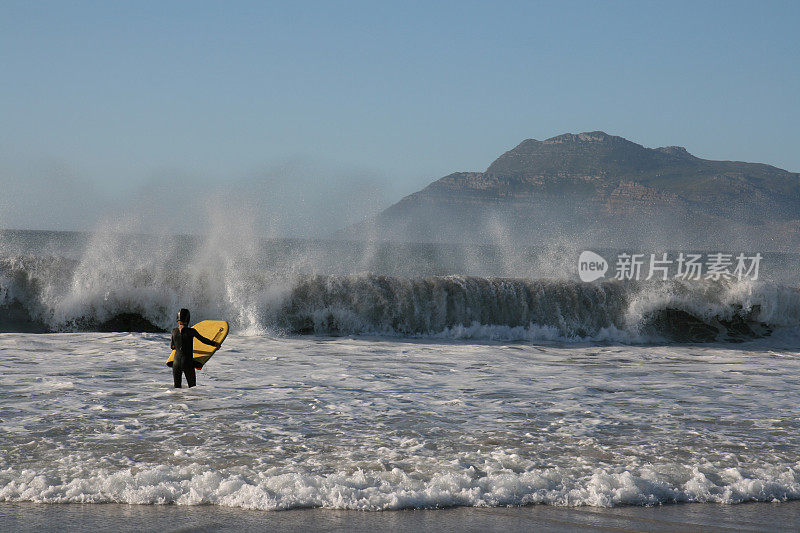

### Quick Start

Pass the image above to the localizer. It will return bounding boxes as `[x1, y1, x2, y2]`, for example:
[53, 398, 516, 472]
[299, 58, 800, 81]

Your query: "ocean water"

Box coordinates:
[1, 230, 800, 511]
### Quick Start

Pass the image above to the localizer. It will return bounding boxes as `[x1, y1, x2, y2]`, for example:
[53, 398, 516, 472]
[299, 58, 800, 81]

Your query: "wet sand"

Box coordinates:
[2, 502, 799, 532]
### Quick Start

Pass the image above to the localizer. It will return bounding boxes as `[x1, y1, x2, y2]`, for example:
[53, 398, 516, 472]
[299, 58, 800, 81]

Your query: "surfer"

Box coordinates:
[168, 308, 221, 388]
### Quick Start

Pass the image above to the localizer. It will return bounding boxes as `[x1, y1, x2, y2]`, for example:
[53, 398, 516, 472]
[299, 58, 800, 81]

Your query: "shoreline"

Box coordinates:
[2, 501, 799, 532]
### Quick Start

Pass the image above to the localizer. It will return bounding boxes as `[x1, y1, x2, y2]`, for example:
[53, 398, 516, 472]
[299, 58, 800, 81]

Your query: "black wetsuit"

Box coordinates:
[170, 327, 216, 388]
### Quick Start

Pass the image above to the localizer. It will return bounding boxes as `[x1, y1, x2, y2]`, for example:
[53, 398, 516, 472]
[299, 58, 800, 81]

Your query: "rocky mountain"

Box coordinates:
[340, 132, 800, 250]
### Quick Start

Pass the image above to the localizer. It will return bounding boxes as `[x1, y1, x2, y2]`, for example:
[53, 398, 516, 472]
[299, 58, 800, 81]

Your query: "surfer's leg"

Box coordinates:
[173, 366, 182, 388]
[185, 366, 196, 388]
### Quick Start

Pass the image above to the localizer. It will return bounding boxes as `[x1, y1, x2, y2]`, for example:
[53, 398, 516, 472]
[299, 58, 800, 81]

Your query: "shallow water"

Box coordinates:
[2, 332, 800, 510]
[4, 501, 800, 533]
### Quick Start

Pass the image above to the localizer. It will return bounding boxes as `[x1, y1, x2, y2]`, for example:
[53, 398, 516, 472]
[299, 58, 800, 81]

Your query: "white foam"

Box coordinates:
[3, 251, 799, 343]
[3, 332, 800, 511]
[2, 461, 799, 510]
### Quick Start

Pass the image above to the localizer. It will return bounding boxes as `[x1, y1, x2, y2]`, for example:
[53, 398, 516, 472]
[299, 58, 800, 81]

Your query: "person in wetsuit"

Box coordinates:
[168, 308, 221, 388]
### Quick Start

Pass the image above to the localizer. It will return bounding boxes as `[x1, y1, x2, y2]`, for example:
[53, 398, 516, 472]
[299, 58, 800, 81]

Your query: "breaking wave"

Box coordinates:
[3, 461, 799, 509]
[2, 252, 798, 342]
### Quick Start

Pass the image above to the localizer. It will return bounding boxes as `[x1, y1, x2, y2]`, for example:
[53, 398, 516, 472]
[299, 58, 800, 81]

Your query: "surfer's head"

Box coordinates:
[177, 308, 190, 325]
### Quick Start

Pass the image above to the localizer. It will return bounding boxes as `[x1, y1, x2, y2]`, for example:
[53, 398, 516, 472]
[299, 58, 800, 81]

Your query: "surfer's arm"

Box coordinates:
[192, 329, 221, 348]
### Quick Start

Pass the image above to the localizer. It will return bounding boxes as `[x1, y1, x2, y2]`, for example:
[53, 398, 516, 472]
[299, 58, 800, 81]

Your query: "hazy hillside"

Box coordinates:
[340, 132, 800, 251]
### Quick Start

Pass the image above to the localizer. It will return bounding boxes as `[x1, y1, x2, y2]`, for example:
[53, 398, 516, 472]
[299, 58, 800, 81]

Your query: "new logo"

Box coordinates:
[578, 251, 608, 282]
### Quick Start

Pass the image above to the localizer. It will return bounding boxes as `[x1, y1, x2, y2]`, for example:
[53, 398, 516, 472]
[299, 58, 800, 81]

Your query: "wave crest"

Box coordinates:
[2, 461, 798, 509]
[1, 254, 796, 342]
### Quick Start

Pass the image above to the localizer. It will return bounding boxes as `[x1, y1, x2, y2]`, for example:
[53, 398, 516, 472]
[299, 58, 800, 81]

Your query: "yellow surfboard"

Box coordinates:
[166, 320, 229, 369]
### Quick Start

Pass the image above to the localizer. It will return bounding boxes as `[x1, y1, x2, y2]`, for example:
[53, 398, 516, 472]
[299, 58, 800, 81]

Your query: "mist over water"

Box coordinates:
[1, 227, 798, 343]
[0, 155, 394, 237]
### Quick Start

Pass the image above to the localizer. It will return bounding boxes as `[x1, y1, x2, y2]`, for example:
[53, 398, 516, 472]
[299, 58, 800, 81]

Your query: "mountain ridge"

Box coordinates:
[340, 132, 800, 250]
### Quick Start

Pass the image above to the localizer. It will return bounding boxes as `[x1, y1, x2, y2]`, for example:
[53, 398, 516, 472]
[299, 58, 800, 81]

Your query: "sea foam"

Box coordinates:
[2, 253, 797, 343]
[2, 462, 799, 510]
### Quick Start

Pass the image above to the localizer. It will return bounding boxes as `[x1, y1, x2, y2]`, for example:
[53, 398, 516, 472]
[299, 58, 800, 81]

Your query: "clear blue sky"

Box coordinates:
[1, 1, 798, 233]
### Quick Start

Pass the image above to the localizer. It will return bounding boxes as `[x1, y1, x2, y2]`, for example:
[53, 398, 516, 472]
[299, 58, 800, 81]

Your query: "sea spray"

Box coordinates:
[1, 251, 793, 342]
[1, 229, 797, 340]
